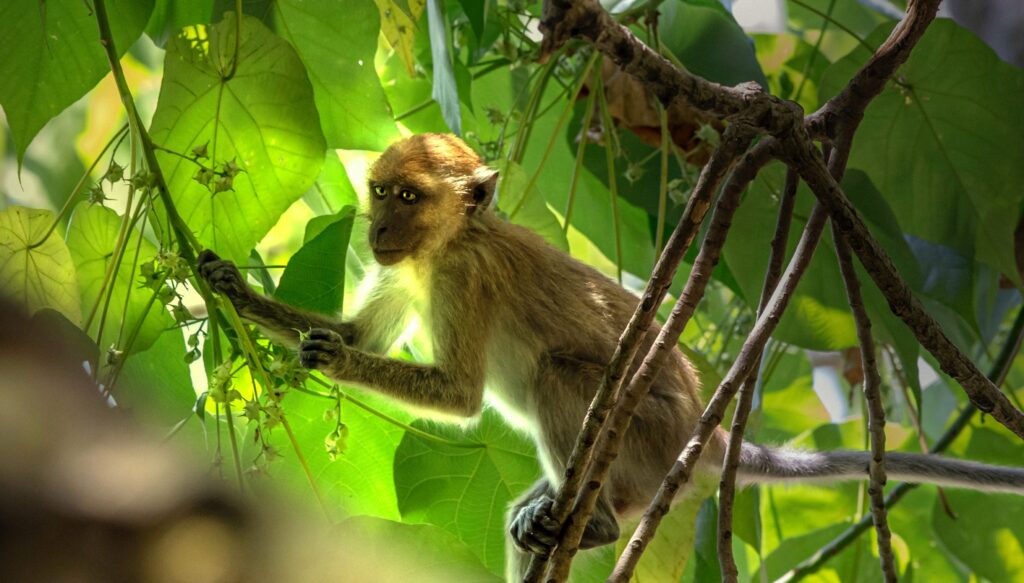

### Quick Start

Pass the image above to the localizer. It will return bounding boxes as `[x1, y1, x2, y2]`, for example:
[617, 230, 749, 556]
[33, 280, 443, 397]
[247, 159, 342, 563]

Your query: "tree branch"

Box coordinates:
[779, 305, 1024, 582]
[788, 136, 1024, 440]
[717, 166, 799, 581]
[524, 124, 761, 583]
[833, 229, 896, 582]
[612, 204, 830, 582]
[536, 132, 772, 582]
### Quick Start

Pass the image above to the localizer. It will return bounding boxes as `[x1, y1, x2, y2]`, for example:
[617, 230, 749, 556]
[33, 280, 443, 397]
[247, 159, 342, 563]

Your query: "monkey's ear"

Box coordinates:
[467, 167, 499, 214]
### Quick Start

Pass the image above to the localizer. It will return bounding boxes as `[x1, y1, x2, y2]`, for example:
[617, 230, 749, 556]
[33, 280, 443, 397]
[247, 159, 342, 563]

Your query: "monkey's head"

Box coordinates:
[365, 134, 498, 266]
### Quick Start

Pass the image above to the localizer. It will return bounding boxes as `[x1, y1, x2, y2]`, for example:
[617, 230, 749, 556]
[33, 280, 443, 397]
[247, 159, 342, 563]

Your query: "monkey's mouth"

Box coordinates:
[372, 247, 408, 264]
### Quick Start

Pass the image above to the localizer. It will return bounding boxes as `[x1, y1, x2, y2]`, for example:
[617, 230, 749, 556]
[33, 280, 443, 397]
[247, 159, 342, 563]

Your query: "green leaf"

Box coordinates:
[659, 0, 767, 89]
[257, 0, 400, 150]
[0, 0, 154, 162]
[337, 516, 502, 582]
[0, 206, 81, 324]
[932, 426, 1024, 582]
[303, 153, 361, 216]
[426, 0, 462, 135]
[495, 160, 569, 252]
[269, 389, 411, 519]
[149, 12, 326, 265]
[275, 207, 356, 315]
[458, 0, 491, 41]
[692, 498, 722, 583]
[146, 0, 214, 46]
[118, 326, 195, 423]
[394, 408, 540, 575]
[820, 19, 1024, 286]
[725, 163, 921, 353]
[617, 478, 714, 582]
[67, 203, 173, 354]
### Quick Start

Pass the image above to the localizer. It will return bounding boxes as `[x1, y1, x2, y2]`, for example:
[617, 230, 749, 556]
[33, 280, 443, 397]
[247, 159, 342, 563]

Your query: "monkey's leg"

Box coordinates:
[197, 250, 354, 347]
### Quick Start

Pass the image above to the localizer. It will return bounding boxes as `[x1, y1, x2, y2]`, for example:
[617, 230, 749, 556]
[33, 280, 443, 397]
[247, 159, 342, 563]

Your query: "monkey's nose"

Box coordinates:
[372, 226, 388, 246]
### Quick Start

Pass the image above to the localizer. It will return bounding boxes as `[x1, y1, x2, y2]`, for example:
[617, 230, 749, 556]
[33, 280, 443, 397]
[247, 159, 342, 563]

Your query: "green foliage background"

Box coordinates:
[2, 0, 1024, 581]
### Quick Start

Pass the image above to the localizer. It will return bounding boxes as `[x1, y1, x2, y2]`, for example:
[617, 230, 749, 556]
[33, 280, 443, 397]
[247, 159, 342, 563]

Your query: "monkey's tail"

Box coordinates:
[737, 442, 1024, 495]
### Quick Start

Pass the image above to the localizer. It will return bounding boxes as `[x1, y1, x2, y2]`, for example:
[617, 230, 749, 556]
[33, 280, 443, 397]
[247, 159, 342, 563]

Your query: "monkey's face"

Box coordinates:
[365, 134, 498, 267]
[364, 180, 457, 266]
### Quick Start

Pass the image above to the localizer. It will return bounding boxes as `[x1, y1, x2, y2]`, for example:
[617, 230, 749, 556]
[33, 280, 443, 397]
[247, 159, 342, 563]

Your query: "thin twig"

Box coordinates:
[717, 166, 799, 581]
[612, 204, 830, 582]
[834, 230, 896, 582]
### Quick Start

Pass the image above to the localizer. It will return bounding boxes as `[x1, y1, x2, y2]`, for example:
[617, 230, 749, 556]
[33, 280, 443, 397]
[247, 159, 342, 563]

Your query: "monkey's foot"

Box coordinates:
[197, 249, 249, 301]
[299, 328, 345, 371]
[510, 495, 561, 555]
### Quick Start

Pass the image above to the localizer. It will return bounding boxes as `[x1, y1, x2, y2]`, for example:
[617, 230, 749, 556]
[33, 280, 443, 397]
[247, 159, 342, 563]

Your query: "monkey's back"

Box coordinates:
[448, 213, 711, 514]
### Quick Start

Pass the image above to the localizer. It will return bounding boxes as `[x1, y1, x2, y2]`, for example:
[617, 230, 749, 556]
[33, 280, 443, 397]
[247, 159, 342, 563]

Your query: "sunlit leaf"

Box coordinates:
[0, 0, 154, 162]
[376, 0, 421, 77]
[67, 203, 173, 354]
[394, 408, 540, 575]
[149, 13, 326, 265]
[0, 206, 81, 324]
[257, 0, 400, 150]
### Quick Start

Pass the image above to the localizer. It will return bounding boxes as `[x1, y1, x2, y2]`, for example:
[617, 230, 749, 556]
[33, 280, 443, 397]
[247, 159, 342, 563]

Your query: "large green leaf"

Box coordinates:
[268, 388, 412, 520]
[394, 408, 540, 575]
[0, 206, 81, 324]
[820, 19, 1024, 286]
[0, 0, 154, 161]
[254, 0, 400, 150]
[67, 203, 173, 354]
[275, 207, 356, 315]
[149, 13, 326, 265]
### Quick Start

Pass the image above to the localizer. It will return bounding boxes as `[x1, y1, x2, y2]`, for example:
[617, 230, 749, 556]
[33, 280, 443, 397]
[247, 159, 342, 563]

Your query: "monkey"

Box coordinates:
[198, 133, 1024, 580]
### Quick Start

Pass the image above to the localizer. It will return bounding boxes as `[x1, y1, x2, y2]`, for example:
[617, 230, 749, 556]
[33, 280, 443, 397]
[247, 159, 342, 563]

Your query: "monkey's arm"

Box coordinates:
[298, 276, 487, 417]
[197, 250, 354, 348]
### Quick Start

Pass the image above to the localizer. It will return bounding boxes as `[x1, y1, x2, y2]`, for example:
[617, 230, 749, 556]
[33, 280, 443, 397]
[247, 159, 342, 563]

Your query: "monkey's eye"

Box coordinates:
[372, 184, 387, 198]
[399, 189, 418, 203]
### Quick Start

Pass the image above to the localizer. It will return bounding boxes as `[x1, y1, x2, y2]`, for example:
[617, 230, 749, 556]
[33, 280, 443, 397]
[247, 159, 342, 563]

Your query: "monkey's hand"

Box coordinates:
[197, 249, 254, 306]
[510, 495, 560, 555]
[299, 328, 349, 373]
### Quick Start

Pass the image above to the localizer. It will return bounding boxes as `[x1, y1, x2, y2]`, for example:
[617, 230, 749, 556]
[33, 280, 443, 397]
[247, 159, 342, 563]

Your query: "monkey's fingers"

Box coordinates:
[308, 328, 343, 342]
[510, 498, 560, 554]
[299, 340, 340, 370]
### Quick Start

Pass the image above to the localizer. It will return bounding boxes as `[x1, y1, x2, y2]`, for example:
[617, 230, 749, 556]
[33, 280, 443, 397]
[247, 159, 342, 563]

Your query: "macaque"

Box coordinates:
[198, 133, 1024, 580]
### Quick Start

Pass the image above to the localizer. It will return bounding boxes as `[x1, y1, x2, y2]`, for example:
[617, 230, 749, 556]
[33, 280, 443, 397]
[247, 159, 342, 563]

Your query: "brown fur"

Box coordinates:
[198, 134, 716, 578]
